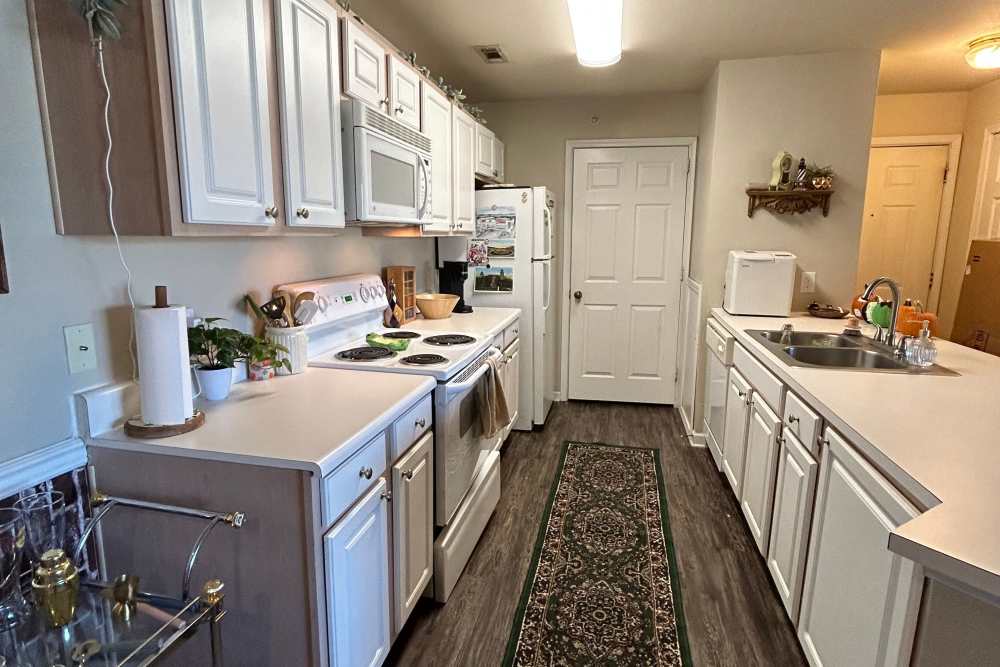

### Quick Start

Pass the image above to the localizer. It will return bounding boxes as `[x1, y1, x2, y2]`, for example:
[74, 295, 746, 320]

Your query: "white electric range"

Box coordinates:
[274, 274, 507, 602]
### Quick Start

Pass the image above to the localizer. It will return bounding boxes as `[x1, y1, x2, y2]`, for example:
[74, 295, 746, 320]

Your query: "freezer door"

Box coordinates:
[532, 187, 555, 259]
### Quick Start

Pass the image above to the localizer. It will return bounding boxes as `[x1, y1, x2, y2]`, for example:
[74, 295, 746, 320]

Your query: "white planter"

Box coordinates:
[195, 366, 234, 401]
[265, 326, 309, 375]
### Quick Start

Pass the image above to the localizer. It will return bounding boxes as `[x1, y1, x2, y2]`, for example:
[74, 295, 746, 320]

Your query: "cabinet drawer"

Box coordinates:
[734, 343, 784, 414]
[502, 320, 520, 348]
[391, 395, 433, 461]
[783, 391, 821, 457]
[322, 432, 388, 525]
[705, 318, 733, 364]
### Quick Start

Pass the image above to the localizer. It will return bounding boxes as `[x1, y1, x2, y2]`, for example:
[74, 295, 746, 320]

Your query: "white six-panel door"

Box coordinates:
[973, 126, 1000, 240]
[166, 0, 276, 226]
[276, 0, 345, 228]
[421, 84, 452, 233]
[567, 145, 689, 403]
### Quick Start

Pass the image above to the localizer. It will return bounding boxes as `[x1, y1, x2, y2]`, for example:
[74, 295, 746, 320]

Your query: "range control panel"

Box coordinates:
[273, 274, 389, 328]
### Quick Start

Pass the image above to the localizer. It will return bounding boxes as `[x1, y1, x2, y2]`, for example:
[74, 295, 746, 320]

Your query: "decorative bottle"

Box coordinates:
[905, 320, 938, 368]
[384, 280, 402, 328]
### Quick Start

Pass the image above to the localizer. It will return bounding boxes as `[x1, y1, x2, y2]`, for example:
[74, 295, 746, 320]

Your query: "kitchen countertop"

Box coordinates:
[711, 308, 1000, 597]
[91, 369, 436, 477]
[407, 307, 520, 338]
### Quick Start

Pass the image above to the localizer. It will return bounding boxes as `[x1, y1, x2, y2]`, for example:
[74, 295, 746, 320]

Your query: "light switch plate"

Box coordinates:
[64, 323, 98, 374]
[800, 271, 816, 294]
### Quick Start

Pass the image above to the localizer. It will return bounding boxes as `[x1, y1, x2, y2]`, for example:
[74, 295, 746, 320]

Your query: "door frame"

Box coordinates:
[969, 122, 1000, 241]
[868, 135, 962, 311]
[560, 137, 698, 403]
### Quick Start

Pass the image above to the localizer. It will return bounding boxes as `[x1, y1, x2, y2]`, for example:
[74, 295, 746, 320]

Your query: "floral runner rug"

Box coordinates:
[503, 442, 691, 666]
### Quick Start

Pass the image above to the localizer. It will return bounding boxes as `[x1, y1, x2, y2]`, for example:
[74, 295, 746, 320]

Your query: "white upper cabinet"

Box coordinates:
[341, 17, 387, 111]
[388, 54, 422, 131]
[392, 432, 434, 631]
[166, 0, 276, 226]
[475, 123, 496, 179]
[420, 84, 453, 233]
[451, 106, 476, 234]
[798, 427, 922, 667]
[493, 138, 505, 181]
[276, 0, 345, 228]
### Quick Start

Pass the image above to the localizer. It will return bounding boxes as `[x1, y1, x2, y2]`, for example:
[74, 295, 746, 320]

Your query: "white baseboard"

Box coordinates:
[678, 406, 707, 448]
[0, 437, 88, 499]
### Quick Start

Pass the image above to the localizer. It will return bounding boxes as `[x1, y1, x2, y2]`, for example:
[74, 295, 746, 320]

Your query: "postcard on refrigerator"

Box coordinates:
[475, 205, 516, 240]
[474, 266, 514, 293]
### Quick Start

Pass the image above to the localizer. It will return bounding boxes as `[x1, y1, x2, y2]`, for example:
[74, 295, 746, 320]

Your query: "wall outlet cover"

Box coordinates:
[800, 271, 816, 294]
[64, 323, 97, 374]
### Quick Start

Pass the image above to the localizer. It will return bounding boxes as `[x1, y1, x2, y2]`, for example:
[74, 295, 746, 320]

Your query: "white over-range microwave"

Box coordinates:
[341, 99, 432, 225]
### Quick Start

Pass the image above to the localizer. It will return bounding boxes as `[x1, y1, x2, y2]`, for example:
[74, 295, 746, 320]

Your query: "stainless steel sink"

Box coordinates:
[746, 329, 958, 376]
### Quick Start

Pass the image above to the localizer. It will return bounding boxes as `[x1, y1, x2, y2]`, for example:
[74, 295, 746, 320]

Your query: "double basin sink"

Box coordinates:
[747, 329, 957, 376]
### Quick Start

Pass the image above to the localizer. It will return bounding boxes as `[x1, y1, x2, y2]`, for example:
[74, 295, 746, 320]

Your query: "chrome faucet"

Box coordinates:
[860, 276, 902, 348]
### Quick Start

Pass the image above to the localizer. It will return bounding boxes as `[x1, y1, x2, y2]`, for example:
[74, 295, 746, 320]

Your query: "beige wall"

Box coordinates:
[478, 92, 703, 395]
[0, 2, 435, 464]
[872, 92, 969, 137]
[938, 78, 1000, 337]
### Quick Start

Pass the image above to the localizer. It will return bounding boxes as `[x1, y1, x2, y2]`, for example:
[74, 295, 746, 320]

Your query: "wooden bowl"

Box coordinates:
[415, 293, 459, 319]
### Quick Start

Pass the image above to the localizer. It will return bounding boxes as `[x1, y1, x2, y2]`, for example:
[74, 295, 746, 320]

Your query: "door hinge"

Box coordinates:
[943, 166, 949, 184]
[674, 369, 680, 384]
[687, 158, 691, 175]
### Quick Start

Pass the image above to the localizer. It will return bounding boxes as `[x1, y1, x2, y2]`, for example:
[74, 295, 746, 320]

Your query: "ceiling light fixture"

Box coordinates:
[566, 0, 623, 68]
[966, 34, 1000, 69]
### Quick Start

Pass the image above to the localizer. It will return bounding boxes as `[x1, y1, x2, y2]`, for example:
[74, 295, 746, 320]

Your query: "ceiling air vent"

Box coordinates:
[475, 45, 509, 64]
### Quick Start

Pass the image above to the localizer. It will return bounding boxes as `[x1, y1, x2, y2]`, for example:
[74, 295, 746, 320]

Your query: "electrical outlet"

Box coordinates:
[64, 323, 98, 374]
[800, 271, 817, 294]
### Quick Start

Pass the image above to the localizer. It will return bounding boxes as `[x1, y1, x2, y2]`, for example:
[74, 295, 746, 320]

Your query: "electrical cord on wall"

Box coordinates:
[94, 35, 138, 382]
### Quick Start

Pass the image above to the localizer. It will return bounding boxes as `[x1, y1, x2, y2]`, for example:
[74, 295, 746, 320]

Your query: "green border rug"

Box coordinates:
[503, 442, 692, 666]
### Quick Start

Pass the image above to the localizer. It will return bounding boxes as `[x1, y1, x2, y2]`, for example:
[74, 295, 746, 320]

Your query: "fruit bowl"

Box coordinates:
[415, 293, 459, 319]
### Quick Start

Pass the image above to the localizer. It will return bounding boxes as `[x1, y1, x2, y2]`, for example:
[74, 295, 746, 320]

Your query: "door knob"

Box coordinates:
[573, 290, 583, 301]
[296, 207, 310, 219]
[264, 205, 279, 219]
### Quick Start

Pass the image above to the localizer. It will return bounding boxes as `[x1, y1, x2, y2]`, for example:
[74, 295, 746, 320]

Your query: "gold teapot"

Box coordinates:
[31, 548, 79, 628]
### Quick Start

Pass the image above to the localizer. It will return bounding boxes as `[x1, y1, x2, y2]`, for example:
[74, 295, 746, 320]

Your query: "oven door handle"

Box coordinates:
[444, 349, 501, 400]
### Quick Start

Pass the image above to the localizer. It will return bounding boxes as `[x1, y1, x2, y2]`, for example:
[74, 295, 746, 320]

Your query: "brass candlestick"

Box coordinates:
[31, 548, 79, 628]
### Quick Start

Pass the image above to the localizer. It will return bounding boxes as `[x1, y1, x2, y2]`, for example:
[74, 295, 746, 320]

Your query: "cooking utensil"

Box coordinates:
[292, 291, 316, 314]
[415, 293, 459, 319]
[260, 296, 287, 327]
[293, 299, 319, 326]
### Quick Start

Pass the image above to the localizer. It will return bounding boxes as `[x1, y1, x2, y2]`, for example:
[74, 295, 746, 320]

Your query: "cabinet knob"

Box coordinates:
[359, 466, 374, 480]
[402, 469, 414, 481]
[395, 106, 404, 115]
[737, 389, 746, 398]
[380, 490, 392, 501]
[296, 207, 311, 219]
[787, 415, 799, 425]
[415, 418, 426, 428]
[264, 205, 279, 219]
[379, 98, 389, 108]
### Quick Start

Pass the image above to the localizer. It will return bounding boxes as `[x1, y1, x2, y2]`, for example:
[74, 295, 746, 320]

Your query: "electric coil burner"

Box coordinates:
[335, 346, 394, 361]
[424, 334, 476, 346]
[381, 331, 420, 339]
[400, 354, 448, 366]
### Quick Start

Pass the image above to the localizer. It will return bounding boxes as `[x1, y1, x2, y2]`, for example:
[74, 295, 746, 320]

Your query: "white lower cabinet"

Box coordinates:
[766, 429, 818, 621]
[797, 426, 922, 667]
[324, 478, 391, 667]
[739, 396, 781, 554]
[503, 340, 520, 428]
[392, 432, 434, 630]
[721, 368, 752, 496]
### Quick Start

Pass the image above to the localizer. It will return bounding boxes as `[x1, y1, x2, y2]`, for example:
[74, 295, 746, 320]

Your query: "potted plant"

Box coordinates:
[243, 335, 291, 381]
[188, 318, 246, 400]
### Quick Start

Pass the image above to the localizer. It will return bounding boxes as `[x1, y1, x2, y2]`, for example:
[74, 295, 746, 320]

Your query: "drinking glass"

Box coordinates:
[13, 492, 65, 565]
[0, 508, 29, 629]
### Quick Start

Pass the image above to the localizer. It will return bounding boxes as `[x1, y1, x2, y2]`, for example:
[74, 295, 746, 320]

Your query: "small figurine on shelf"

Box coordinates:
[769, 151, 793, 190]
[807, 163, 835, 190]
[793, 158, 809, 190]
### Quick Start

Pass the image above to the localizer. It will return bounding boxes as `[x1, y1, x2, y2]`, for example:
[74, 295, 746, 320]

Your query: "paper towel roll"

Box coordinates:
[135, 305, 195, 426]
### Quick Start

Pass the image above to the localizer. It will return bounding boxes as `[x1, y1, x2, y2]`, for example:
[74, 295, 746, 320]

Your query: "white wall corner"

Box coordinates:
[0, 437, 88, 499]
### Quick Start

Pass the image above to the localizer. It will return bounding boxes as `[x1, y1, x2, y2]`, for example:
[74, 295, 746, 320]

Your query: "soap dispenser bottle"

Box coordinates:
[906, 320, 938, 367]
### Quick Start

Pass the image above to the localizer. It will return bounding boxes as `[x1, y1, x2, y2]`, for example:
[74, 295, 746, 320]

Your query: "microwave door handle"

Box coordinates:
[417, 158, 430, 220]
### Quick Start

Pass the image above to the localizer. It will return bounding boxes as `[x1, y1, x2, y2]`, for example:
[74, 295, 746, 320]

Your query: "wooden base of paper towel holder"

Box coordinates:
[124, 411, 205, 439]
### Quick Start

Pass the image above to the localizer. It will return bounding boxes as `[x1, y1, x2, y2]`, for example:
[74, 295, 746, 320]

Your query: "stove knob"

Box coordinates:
[378, 284, 386, 296]
[360, 286, 369, 302]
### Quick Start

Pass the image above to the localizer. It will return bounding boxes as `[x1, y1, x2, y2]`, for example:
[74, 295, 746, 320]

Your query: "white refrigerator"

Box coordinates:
[467, 186, 557, 430]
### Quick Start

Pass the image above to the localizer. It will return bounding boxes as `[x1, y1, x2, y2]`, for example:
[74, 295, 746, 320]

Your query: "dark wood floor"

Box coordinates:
[388, 401, 807, 666]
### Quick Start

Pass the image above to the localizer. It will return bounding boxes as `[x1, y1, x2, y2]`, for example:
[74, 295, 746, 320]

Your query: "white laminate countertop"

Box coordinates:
[711, 308, 1000, 597]
[407, 307, 520, 338]
[91, 369, 436, 477]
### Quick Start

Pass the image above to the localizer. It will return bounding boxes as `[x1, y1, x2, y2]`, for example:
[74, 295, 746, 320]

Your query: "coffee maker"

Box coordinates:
[438, 261, 473, 313]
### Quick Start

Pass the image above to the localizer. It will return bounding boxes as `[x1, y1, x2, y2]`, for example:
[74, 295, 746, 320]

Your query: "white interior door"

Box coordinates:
[567, 145, 689, 404]
[856, 145, 948, 305]
[973, 127, 1000, 240]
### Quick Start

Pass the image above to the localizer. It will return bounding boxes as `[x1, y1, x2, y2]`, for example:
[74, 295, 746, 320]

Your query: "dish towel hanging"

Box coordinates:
[476, 353, 510, 437]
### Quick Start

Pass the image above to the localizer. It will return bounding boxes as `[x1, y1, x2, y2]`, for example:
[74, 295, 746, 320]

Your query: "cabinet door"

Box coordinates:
[451, 107, 476, 234]
[166, 0, 276, 226]
[493, 138, 505, 181]
[505, 344, 521, 427]
[420, 85, 452, 233]
[798, 427, 921, 667]
[276, 0, 345, 228]
[392, 432, 434, 631]
[740, 396, 782, 554]
[721, 369, 752, 496]
[341, 17, 387, 110]
[388, 54, 421, 131]
[324, 478, 391, 667]
[766, 429, 818, 622]
[475, 124, 495, 178]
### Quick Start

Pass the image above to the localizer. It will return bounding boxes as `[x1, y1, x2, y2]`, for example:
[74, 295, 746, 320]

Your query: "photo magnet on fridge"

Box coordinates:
[475, 205, 516, 240]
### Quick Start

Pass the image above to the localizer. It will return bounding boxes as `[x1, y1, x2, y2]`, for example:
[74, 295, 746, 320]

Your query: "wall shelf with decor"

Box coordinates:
[745, 184, 834, 218]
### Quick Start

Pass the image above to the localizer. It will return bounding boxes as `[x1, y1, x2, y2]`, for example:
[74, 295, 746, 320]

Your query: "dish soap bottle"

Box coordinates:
[905, 320, 937, 367]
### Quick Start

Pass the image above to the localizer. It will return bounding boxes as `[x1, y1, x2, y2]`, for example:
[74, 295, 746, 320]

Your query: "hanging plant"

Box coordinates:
[73, 0, 127, 41]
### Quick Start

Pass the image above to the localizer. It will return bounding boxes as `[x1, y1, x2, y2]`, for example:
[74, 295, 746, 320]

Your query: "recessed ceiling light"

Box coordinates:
[966, 34, 1000, 69]
[566, 0, 623, 68]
